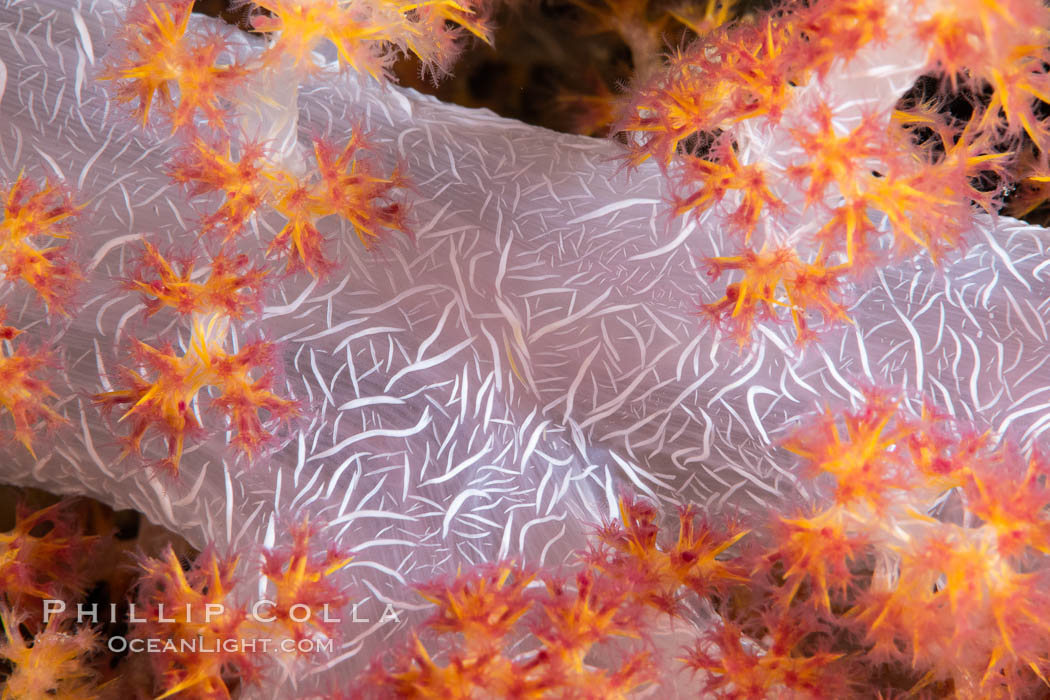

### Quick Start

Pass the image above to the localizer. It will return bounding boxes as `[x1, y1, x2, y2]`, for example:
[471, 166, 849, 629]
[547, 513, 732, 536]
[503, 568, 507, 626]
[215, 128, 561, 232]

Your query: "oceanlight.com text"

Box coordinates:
[107, 636, 336, 655]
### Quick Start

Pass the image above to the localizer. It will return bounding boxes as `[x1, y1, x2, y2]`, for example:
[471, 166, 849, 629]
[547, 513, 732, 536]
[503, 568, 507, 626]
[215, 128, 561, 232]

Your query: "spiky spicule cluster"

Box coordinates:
[3, 0, 1050, 697]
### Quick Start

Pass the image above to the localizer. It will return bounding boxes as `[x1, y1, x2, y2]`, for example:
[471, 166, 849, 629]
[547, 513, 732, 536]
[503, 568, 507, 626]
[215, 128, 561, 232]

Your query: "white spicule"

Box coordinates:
[3, 0, 1050, 692]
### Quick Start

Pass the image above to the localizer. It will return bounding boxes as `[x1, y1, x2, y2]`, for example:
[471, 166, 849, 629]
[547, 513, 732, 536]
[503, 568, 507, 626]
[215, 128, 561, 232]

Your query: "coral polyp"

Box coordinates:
[0, 174, 80, 315]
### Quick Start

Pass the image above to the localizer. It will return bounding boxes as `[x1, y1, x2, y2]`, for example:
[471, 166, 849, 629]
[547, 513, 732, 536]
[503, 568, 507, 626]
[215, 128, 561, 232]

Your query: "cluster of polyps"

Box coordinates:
[0, 173, 80, 455]
[93, 242, 297, 474]
[366, 390, 1050, 698]
[0, 606, 102, 700]
[132, 518, 351, 698]
[619, 0, 1049, 345]
[748, 390, 1050, 697]
[366, 563, 658, 698]
[0, 498, 351, 700]
[0, 501, 102, 700]
[86, 0, 496, 471]
[0, 172, 80, 314]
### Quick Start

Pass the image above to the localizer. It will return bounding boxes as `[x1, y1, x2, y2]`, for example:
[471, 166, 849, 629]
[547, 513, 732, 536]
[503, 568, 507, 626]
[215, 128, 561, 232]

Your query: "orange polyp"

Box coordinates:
[134, 546, 257, 699]
[685, 615, 847, 699]
[95, 341, 208, 473]
[700, 247, 848, 345]
[266, 134, 408, 276]
[96, 324, 297, 474]
[103, 0, 245, 133]
[104, 0, 194, 125]
[268, 176, 335, 276]
[260, 518, 351, 643]
[168, 138, 273, 241]
[768, 506, 871, 611]
[964, 453, 1050, 558]
[211, 341, 300, 459]
[2, 175, 76, 240]
[789, 105, 885, 211]
[784, 393, 914, 511]
[418, 564, 536, 645]
[674, 143, 781, 241]
[252, 0, 493, 80]
[0, 502, 96, 608]
[0, 174, 81, 315]
[129, 243, 266, 319]
[586, 498, 748, 617]
[0, 606, 102, 700]
[537, 570, 639, 672]
[0, 311, 65, 456]
[250, 0, 343, 73]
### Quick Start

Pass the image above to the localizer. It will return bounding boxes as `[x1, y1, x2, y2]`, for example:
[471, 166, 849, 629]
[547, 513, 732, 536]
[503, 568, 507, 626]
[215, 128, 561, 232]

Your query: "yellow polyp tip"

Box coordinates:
[154, 675, 203, 700]
[18, 436, 37, 459]
[116, 406, 136, 424]
[129, 384, 160, 411]
[325, 557, 353, 576]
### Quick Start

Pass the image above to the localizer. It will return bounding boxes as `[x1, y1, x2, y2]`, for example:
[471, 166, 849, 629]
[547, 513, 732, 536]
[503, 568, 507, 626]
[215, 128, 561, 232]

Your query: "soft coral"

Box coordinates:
[103, 0, 248, 132]
[0, 606, 104, 700]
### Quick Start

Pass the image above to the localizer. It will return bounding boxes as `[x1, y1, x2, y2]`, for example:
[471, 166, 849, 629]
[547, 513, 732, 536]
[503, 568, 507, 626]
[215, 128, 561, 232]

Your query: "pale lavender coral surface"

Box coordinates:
[3, 0, 1050, 694]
